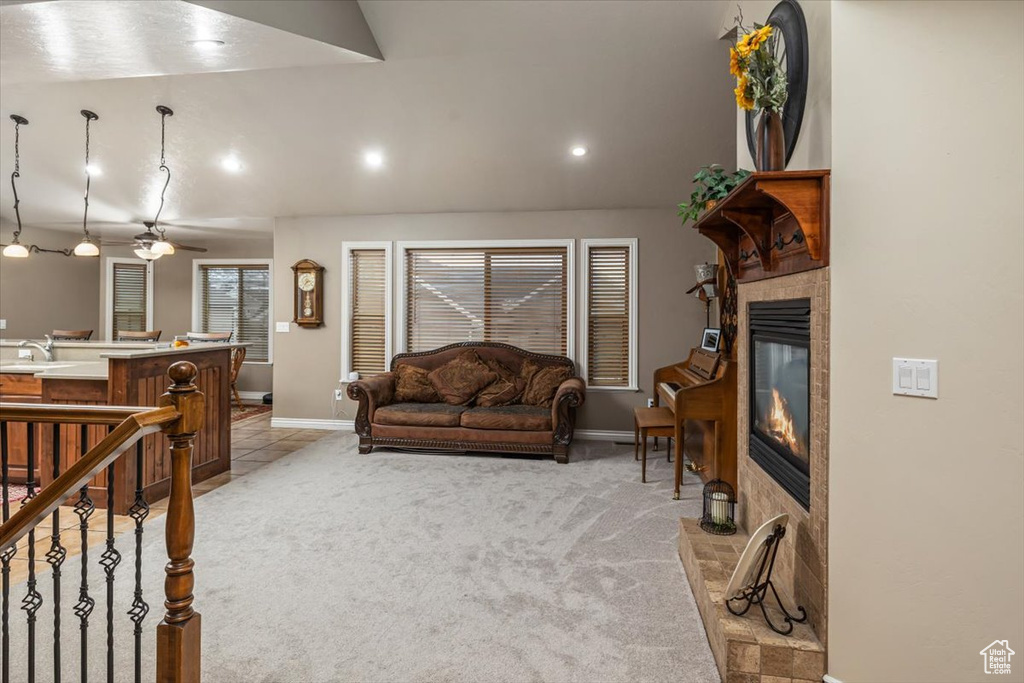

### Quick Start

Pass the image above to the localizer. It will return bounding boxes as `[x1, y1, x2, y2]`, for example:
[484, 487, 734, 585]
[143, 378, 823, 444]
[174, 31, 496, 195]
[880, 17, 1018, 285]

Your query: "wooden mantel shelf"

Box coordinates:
[693, 169, 830, 282]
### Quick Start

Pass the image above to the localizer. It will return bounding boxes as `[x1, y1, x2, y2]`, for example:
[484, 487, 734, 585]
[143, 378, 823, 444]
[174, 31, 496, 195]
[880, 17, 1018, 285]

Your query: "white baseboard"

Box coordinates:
[270, 418, 353, 431]
[575, 429, 634, 442]
[237, 391, 268, 401]
[823, 675, 843, 683]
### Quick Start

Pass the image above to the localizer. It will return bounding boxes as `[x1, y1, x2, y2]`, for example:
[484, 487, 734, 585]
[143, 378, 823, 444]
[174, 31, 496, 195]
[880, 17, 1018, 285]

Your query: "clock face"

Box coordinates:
[298, 272, 316, 292]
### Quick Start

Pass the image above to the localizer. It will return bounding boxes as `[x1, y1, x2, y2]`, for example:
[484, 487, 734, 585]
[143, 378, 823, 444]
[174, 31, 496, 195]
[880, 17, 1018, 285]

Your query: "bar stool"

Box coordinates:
[633, 406, 675, 483]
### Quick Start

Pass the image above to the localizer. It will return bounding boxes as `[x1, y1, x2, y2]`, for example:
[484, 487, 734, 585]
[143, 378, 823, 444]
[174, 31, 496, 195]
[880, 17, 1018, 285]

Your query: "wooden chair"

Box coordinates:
[116, 330, 162, 342]
[229, 346, 247, 409]
[185, 331, 233, 343]
[51, 329, 93, 341]
[633, 406, 674, 484]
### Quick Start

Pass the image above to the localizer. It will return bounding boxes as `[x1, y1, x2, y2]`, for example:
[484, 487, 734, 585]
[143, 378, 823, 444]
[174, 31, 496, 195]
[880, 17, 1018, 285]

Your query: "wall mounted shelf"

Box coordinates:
[693, 170, 830, 283]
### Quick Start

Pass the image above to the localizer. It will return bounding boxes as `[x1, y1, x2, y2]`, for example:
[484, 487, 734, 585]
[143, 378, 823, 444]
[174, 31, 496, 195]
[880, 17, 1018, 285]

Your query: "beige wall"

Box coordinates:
[728, 0, 832, 171]
[272, 210, 717, 431]
[827, 2, 1024, 681]
[0, 225, 100, 340]
[98, 237, 274, 394]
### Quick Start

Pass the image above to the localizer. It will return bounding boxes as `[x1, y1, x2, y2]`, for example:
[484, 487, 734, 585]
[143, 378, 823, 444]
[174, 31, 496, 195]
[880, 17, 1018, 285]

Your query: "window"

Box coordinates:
[105, 258, 153, 340]
[341, 242, 392, 378]
[399, 241, 574, 357]
[192, 260, 273, 362]
[581, 239, 637, 389]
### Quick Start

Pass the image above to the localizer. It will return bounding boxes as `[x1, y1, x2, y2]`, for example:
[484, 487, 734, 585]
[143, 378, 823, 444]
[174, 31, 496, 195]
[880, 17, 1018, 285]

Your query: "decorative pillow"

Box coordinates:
[519, 359, 541, 388]
[427, 350, 498, 405]
[476, 358, 525, 407]
[521, 364, 573, 408]
[394, 364, 441, 403]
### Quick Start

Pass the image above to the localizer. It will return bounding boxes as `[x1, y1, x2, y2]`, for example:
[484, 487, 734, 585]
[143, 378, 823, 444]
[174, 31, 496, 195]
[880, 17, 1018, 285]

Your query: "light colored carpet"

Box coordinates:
[8, 434, 717, 682]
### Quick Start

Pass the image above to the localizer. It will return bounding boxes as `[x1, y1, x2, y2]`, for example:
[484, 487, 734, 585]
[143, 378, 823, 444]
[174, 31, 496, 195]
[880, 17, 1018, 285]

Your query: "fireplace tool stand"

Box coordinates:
[726, 524, 808, 636]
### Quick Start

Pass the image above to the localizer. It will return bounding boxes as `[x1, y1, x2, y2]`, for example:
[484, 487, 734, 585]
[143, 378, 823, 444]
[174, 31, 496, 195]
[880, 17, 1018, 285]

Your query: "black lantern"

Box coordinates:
[700, 479, 736, 535]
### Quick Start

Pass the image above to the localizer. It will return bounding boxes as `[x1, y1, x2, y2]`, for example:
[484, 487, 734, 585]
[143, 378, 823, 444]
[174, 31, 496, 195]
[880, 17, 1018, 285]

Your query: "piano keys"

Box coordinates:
[653, 347, 738, 498]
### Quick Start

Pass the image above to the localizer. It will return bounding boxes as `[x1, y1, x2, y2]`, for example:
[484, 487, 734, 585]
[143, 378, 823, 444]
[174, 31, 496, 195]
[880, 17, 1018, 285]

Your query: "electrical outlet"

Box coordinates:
[646, 398, 654, 408]
[18, 349, 32, 359]
[334, 389, 345, 400]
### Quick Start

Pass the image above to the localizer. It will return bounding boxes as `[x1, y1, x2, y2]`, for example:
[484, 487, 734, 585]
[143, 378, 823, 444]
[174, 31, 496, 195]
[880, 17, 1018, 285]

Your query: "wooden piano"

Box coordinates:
[653, 347, 737, 498]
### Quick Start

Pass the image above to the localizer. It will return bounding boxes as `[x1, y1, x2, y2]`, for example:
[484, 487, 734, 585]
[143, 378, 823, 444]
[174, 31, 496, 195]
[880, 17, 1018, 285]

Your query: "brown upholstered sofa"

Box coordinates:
[347, 342, 586, 463]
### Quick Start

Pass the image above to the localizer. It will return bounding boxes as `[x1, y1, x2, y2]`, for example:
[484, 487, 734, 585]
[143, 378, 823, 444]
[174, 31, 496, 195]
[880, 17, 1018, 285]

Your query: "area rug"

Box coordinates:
[2, 484, 28, 504]
[7, 436, 717, 682]
[230, 403, 272, 423]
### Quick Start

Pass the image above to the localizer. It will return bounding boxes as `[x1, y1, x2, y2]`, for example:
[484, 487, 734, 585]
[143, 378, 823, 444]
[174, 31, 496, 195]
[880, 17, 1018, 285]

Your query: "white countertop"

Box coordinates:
[0, 361, 110, 380]
[0, 342, 248, 380]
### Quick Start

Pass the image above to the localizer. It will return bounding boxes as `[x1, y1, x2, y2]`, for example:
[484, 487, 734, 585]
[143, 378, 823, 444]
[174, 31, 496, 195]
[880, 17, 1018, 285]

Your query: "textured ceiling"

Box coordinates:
[0, 0, 735, 238]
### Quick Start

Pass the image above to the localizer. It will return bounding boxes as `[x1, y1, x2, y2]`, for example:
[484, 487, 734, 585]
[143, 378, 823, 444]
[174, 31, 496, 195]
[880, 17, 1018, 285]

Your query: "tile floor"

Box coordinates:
[5, 413, 330, 584]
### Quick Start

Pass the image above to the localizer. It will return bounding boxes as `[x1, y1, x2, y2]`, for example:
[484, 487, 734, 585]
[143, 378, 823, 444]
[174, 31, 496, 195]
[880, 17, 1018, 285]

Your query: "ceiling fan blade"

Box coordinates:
[169, 243, 208, 253]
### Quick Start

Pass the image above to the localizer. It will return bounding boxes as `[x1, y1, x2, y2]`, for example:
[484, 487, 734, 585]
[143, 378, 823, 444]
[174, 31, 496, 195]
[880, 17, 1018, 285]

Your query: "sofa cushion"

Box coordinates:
[476, 358, 525, 407]
[460, 405, 552, 431]
[428, 349, 497, 405]
[394, 364, 440, 403]
[521, 364, 573, 408]
[374, 403, 466, 427]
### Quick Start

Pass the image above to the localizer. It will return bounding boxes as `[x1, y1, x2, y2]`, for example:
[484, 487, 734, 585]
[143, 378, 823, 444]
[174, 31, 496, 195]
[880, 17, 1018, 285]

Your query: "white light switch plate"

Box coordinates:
[0, 319, 6, 330]
[892, 358, 939, 398]
[18, 349, 32, 359]
[275, 322, 290, 333]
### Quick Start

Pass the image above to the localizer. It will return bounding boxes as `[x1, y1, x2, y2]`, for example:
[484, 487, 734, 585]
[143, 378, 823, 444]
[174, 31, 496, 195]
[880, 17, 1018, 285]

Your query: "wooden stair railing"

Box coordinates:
[0, 360, 205, 683]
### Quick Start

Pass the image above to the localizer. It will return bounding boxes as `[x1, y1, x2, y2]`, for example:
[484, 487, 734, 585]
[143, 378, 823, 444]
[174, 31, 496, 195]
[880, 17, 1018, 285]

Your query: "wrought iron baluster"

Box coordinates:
[1, 421, 13, 683]
[46, 424, 67, 682]
[100, 450, 121, 683]
[72, 424, 96, 683]
[127, 441, 150, 683]
[22, 423, 42, 683]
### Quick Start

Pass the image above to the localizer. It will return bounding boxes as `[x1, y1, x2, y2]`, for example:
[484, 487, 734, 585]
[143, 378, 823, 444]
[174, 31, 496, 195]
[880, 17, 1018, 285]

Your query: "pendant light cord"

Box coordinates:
[82, 113, 93, 241]
[9, 116, 25, 243]
[153, 107, 172, 238]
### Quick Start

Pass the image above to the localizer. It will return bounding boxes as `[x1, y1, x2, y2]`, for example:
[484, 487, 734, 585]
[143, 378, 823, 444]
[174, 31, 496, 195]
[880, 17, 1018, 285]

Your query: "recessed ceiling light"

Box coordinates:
[221, 156, 242, 173]
[571, 146, 588, 157]
[189, 39, 225, 50]
[363, 150, 384, 169]
[85, 163, 102, 176]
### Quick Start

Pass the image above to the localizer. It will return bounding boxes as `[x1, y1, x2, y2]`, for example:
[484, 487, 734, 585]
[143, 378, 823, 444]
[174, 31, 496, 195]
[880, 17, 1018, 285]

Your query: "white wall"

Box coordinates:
[828, 2, 1024, 681]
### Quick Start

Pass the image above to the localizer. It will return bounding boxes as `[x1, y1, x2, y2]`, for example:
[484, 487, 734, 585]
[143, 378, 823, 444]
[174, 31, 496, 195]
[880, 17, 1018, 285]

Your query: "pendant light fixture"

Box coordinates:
[2, 114, 30, 258]
[148, 105, 175, 257]
[74, 109, 100, 257]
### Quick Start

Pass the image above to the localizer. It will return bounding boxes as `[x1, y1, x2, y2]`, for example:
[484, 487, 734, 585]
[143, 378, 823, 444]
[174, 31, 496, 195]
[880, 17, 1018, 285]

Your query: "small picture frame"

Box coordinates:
[700, 327, 721, 352]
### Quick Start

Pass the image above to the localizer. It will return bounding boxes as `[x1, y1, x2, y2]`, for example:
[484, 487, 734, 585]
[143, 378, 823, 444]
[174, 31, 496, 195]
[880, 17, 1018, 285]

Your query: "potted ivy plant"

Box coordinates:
[677, 165, 751, 226]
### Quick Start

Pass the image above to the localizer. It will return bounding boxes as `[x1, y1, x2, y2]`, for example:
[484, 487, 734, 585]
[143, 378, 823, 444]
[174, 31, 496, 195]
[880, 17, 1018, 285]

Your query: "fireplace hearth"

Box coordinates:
[749, 298, 811, 509]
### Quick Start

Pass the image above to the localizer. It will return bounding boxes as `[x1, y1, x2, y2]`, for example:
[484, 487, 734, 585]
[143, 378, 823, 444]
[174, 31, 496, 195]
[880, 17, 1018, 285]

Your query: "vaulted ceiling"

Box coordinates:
[0, 0, 734, 239]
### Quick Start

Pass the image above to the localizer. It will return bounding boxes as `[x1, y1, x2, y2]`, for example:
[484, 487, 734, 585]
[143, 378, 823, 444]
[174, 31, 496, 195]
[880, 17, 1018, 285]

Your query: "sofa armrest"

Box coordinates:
[552, 376, 586, 446]
[347, 373, 396, 437]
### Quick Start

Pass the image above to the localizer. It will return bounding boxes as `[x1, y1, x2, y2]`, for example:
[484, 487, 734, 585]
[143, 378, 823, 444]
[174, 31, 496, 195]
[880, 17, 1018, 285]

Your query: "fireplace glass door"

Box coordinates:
[752, 339, 809, 473]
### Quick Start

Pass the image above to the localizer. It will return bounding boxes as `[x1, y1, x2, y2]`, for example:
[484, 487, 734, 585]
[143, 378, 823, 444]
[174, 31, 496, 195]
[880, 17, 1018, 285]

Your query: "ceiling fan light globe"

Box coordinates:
[152, 240, 175, 255]
[3, 243, 29, 258]
[74, 239, 99, 257]
[134, 247, 162, 261]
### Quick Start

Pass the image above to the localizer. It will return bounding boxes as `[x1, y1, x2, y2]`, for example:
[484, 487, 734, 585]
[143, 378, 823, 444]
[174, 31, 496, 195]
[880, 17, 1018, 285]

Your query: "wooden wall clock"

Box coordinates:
[291, 259, 325, 328]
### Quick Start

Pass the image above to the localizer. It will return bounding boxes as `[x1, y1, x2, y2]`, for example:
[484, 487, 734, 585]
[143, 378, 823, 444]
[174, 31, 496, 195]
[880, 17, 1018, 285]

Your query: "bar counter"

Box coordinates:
[0, 340, 244, 512]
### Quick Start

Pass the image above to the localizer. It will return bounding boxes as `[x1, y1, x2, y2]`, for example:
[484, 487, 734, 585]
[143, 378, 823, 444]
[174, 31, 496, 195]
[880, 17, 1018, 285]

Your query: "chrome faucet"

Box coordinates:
[17, 335, 55, 362]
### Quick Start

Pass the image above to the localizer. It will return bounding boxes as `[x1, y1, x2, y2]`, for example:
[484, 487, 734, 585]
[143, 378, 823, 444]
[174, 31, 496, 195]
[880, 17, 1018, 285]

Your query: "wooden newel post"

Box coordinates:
[156, 361, 205, 683]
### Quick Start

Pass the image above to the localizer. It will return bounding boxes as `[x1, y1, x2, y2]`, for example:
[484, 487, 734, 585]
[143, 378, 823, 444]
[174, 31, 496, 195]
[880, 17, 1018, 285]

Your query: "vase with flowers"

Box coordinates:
[731, 17, 788, 171]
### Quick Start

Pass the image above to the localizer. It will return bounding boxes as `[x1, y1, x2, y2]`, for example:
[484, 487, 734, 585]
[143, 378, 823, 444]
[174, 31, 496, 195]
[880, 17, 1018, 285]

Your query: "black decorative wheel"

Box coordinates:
[744, 0, 809, 167]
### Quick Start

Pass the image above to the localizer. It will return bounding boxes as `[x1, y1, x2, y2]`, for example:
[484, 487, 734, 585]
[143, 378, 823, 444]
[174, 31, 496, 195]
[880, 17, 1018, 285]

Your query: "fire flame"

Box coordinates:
[766, 388, 805, 456]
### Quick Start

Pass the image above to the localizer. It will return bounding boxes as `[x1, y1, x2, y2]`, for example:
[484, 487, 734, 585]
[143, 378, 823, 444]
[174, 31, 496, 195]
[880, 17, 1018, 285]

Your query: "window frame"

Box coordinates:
[190, 258, 274, 365]
[579, 238, 638, 391]
[395, 239, 576, 360]
[340, 241, 394, 381]
[104, 257, 154, 341]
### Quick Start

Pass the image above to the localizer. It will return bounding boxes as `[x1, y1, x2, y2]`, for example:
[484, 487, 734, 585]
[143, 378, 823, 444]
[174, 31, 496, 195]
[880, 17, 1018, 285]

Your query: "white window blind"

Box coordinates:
[585, 243, 633, 387]
[198, 264, 270, 362]
[349, 249, 388, 376]
[111, 262, 149, 339]
[405, 246, 568, 355]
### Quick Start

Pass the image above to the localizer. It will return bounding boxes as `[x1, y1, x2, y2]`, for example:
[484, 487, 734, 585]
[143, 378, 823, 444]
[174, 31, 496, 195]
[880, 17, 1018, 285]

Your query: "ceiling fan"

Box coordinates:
[100, 220, 208, 257]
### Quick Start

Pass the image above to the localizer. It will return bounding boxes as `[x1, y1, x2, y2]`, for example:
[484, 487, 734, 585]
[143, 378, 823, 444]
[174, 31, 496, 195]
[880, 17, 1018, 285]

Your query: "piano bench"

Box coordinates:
[634, 406, 675, 483]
